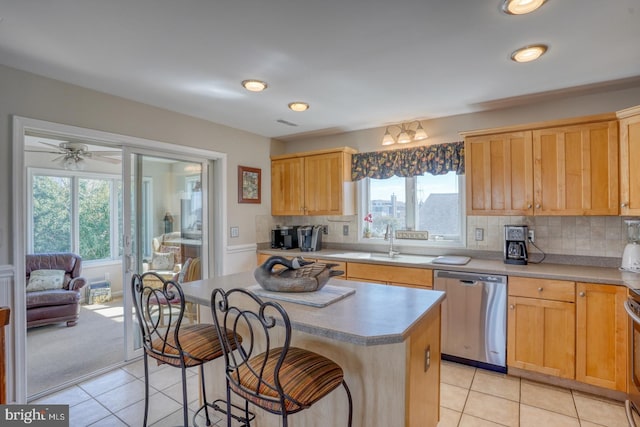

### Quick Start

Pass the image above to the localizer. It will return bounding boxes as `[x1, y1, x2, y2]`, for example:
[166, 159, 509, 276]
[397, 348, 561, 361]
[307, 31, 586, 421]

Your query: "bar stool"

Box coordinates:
[132, 272, 237, 427]
[210, 287, 353, 427]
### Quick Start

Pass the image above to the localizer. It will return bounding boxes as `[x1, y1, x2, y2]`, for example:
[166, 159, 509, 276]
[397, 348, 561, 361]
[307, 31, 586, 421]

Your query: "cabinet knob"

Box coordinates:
[535, 204, 541, 209]
[509, 304, 515, 310]
[527, 204, 533, 209]
[579, 291, 586, 297]
[538, 287, 543, 292]
[622, 202, 628, 208]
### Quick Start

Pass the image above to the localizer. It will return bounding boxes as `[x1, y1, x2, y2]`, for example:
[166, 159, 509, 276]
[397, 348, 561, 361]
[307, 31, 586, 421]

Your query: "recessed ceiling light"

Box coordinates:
[501, 0, 546, 15]
[288, 102, 309, 112]
[241, 79, 268, 92]
[511, 44, 548, 62]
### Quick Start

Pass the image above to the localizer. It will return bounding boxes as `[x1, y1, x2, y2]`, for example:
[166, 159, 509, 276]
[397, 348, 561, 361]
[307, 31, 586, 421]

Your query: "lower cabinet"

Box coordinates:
[347, 262, 433, 289]
[507, 277, 576, 379]
[508, 277, 628, 392]
[575, 282, 627, 391]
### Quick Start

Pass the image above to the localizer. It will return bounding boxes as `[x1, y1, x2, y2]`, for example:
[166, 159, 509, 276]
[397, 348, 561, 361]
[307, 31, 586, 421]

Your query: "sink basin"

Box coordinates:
[324, 252, 436, 265]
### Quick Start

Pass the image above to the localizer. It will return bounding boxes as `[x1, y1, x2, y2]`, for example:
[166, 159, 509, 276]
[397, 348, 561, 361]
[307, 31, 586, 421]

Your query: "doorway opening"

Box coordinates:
[15, 117, 225, 402]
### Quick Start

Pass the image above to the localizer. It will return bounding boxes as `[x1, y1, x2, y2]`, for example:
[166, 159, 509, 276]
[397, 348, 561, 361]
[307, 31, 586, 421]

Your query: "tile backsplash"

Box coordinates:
[466, 215, 628, 258]
[257, 214, 630, 259]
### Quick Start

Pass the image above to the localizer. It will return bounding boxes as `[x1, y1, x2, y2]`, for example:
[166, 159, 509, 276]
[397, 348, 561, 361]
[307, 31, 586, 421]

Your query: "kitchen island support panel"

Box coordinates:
[184, 272, 443, 427]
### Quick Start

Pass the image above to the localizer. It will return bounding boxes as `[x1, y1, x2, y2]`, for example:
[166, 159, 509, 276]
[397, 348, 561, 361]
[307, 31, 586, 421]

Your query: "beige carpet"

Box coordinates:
[27, 298, 126, 396]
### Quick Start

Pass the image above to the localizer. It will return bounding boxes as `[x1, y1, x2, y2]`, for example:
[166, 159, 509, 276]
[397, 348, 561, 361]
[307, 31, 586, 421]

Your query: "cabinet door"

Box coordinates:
[532, 121, 619, 215]
[271, 157, 305, 215]
[465, 132, 533, 215]
[507, 296, 575, 378]
[620, 112, 640, 215]
[304, 152, 346, 216]
[575, 283, 627, 391]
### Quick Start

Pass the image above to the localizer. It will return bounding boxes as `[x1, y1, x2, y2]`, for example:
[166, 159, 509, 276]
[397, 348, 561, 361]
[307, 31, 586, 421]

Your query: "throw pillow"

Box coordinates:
[150, 251, 174, 270]
[27, 269, 66, 292]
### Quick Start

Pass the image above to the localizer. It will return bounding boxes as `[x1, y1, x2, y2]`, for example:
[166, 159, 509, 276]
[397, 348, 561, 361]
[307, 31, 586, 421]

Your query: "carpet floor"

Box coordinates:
[26, 298, 126, 396]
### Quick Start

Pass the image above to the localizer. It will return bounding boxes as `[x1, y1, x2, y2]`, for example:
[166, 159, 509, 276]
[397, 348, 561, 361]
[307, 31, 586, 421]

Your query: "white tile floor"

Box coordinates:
[438, 360, 629, 427]
[33, 358, 226, 427]
[33, 358, 630, 427]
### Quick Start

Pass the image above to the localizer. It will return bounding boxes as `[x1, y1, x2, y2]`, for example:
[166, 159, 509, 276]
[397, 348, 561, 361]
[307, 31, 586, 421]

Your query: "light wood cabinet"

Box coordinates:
[271, 147, 356, 216]
[575, 282, 627, 392]
[533, 121, 619, 215]
[347, 262, 433, 289]
[508, 277, 628, 391]
[462, 113, 619, 216]
[618, 105, 640, 215]
[271, 157, 304, 215]
[507, 277, 576, 379]
[465, 131, 533, 215]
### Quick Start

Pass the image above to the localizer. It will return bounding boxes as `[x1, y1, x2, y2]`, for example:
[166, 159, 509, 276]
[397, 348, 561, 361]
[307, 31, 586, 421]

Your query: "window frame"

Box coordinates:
[357, 174, 467, 248]
[27, 167, 123, 265]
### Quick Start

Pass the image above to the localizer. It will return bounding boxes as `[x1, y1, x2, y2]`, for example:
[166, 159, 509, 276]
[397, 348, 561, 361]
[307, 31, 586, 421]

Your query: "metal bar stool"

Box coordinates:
[132, 272, 237, 426]
[210, 287, 353, 427]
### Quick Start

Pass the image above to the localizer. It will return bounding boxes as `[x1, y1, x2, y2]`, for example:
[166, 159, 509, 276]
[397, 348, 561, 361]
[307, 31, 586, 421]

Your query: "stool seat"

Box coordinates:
[232, 346, 345, 413]
[150, 323, 235, 367]
[211, 287, 352, 427]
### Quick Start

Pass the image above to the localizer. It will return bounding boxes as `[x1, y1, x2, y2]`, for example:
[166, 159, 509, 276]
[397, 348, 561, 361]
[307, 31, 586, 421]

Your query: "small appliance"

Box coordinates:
[298, 225, 323, 252]
[270, 226, 300, 250]
[622, 220, 640, 272]
[504, 225, 528, 265]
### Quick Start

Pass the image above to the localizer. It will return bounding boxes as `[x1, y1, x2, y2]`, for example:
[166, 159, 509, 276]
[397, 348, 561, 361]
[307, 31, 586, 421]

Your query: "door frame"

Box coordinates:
[12, 115, 227, 403]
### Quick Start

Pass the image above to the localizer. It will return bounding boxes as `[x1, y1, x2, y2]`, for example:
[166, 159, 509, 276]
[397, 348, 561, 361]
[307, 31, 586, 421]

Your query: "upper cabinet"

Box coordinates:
[271, 147, 356, 216]
[462, 113, 619, 216]
[533, 121, 618, 215]
[465, 131, 534, 215]
[618, 105, 640, 216]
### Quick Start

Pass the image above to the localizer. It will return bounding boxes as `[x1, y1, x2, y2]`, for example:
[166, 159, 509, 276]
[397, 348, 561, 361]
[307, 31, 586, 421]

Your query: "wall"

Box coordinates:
[0, 64, 272, 269]
[270, 84, 640, 262]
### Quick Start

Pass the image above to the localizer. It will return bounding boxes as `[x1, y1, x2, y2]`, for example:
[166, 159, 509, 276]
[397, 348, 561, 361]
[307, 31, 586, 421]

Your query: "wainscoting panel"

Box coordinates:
[224, 243, 258, 275]
[0, 265, 15, 403]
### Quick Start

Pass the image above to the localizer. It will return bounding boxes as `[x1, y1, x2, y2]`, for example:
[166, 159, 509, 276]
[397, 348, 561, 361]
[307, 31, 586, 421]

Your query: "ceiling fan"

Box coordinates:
[25, 141, 121, 170]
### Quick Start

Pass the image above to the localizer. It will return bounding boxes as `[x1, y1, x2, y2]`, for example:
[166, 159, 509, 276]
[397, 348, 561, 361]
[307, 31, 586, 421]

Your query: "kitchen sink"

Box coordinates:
[324, 252, 436, 265]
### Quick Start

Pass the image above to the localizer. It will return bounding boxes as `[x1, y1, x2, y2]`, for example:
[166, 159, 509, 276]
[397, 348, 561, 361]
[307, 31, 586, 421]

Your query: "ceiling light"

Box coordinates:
[288, 102, 309, 112]
[381, 121, 429, 146]
[241, 79, 268, 92]
[501, 0, 546, 15]
[511, 44, 548, 62]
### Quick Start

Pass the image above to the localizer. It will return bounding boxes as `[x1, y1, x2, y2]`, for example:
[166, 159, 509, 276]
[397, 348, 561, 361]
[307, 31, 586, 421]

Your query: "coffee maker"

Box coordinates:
[298, 225, 323, 252]
[504, 225, 528, 265]
[271, 226, 300, 250]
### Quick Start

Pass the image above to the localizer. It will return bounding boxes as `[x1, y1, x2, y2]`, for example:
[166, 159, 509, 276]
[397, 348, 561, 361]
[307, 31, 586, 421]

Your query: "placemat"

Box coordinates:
[247, 284, 355, 308]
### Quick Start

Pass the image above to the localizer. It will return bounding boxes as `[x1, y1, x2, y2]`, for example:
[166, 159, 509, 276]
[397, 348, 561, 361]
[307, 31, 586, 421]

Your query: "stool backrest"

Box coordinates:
[211, 288, 294, 409]
[132, 272, 186, 362]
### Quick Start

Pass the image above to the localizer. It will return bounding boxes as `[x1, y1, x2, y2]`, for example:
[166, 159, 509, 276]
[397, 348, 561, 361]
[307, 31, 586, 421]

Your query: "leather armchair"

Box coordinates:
[25, 253, 87, 328]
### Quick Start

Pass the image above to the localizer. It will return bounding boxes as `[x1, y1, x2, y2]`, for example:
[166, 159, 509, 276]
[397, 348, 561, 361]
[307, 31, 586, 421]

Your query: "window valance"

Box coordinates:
[351, 141, 465, 181]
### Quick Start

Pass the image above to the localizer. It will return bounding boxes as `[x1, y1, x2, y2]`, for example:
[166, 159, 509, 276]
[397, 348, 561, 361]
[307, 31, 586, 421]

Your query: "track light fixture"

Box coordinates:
[381, 121, 428, 146]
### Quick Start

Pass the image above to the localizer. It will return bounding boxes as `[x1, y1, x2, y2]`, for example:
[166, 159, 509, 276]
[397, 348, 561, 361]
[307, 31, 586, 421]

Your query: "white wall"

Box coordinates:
[0, 64, 273, 267]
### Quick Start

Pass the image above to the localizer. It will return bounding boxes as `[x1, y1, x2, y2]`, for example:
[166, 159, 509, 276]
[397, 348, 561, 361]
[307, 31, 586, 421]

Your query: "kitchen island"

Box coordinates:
[182, 271, 445, 427]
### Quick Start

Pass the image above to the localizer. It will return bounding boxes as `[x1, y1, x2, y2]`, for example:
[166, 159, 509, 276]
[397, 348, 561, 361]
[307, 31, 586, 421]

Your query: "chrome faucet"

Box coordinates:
[384, 224, 400, 258]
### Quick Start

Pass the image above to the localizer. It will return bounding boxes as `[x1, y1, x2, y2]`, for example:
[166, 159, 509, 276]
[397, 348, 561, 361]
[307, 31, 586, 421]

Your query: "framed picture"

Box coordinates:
[238, 166, 261, 204]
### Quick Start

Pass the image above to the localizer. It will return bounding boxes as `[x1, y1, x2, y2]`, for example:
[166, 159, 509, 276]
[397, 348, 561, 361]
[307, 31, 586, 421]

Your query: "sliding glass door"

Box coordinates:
[122, 149, 208, 359]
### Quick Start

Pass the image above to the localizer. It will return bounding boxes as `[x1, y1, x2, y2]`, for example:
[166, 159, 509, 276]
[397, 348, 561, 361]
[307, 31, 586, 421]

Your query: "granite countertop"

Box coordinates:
[181, 271, 445, 346]
[258, 248, 640, 289]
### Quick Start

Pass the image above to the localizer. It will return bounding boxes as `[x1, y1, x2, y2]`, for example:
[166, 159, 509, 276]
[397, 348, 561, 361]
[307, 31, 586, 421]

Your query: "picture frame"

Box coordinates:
[238, 166, 261, 204]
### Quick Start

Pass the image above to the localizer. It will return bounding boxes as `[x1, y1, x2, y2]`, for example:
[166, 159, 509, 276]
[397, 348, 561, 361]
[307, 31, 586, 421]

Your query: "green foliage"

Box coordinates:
[32, 176, 72, 253]
[32, 175, 115, 261]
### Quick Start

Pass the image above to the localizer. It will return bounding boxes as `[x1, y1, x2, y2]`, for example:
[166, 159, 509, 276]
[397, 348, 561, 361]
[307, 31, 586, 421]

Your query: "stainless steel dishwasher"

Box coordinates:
[434, 270, 507, 373]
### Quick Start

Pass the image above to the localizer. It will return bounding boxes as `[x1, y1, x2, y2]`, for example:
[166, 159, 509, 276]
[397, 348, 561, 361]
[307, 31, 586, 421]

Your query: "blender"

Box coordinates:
[621, 220, 640, 272]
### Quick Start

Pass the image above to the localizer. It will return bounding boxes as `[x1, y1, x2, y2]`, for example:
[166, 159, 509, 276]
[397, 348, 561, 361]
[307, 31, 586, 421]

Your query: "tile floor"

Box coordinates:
[33, 358, 630, 426]
[438, 360, 629, 427]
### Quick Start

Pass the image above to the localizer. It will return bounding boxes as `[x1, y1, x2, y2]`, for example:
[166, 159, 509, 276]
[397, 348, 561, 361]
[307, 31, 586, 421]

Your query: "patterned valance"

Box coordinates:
[351, 141, 465, 181]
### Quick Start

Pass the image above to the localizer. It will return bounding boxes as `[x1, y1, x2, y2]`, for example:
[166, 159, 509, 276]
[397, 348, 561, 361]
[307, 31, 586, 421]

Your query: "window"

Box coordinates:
[29, 169, 123, 262]
[361, 172, 465, 245]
